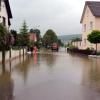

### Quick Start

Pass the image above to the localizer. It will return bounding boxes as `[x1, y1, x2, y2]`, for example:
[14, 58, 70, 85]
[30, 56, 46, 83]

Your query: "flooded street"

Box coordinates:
[0, 50, 100, 100]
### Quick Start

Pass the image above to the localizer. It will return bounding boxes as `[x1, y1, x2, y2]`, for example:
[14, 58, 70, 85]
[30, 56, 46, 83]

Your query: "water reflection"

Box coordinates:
[83, 58, 100, 91]
[14, 53, 57, 82]
[1, 52, 100, 100]
[84, 58, 100, 90]
[41, 53, 57, 68]
[0, 66, 14, 100]
[14, 55, 32, 83]
[33, 53, 38, 65]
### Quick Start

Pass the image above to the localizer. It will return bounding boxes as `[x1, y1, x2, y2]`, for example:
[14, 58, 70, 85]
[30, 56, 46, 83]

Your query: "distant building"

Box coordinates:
[0, 0, 12, 29]
[29, 29, 37, 42]
[29, 33, 37, 42]
[80, 1, 100, 50]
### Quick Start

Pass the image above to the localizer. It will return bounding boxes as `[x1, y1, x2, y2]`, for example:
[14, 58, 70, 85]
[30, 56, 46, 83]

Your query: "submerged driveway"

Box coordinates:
[0, 51, 100, 100]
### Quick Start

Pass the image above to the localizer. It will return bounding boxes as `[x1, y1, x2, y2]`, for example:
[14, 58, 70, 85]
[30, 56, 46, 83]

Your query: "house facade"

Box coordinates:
[29, 29, 37, 42]
[80, 1, 100, 50]
[0, 0, 12, 29]
[29, 32, 37, 42]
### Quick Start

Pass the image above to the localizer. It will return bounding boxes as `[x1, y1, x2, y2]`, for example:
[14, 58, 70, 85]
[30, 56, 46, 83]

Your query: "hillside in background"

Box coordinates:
[58, 34, 82, 43]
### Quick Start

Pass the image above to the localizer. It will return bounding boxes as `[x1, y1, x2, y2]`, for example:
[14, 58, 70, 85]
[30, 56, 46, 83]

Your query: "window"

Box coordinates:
[2, 17, 6, 26]
[90, 21, 93, 30]
[80, 41, 81, 46]
[84, 38, 87, 46]
[83, 24, 86, 32]
[87, 9, 89, 17]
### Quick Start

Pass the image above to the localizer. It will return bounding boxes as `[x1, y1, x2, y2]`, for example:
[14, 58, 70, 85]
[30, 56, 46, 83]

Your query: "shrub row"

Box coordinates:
[67, 48, 94, 55]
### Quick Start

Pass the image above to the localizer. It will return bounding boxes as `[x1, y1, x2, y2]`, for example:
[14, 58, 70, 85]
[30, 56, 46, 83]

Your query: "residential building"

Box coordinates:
[29, 29, 37, 42]
[29, 33, 37, 42]
[80, 1, 100, 50]
[0, 0, 12, 29]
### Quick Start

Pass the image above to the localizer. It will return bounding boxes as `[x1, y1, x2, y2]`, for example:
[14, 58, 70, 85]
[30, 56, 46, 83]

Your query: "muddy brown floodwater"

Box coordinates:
[0, 51, 100, 100]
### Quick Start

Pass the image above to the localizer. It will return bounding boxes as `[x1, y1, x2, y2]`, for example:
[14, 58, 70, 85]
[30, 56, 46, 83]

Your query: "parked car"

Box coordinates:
[51, 43, 59, 51]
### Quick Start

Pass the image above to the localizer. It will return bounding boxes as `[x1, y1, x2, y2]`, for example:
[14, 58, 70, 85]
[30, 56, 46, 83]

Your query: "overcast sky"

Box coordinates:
[9, 0, 100, 35]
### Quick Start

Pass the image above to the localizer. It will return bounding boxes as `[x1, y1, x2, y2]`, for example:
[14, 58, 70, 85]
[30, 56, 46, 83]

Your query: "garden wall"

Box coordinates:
[0, 49, 26, 63]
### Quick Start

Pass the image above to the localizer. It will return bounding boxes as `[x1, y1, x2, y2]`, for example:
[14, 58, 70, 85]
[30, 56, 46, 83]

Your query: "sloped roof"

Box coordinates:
[80, 1, 100, 23]
[4, 0, 12, 18]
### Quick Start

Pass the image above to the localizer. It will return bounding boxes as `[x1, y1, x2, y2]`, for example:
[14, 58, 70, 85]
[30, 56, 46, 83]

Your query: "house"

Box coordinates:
[29, 29, 37, 42]
[27, 29, 37, 52]
[0, 0, 12, 29]
[80, 1, 100, 50]
[29, 32, 37, 42]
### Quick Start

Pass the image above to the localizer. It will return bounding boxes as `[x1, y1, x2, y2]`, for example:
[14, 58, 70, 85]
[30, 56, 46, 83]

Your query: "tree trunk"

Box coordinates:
[96, 43, 97, 55]
[22, 47, 25, 60]
[9, 47, 11, 60]
[23, 47, 24, 55]
[2, 50, 6, 72]
[9, 60, 12, 73]
[19, 47, 21, 57]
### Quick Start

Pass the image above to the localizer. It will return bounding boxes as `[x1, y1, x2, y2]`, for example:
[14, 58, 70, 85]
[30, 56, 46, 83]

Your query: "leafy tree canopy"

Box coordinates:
[88, 30, 100, 44]
[33, 29, 40, 35]
[0, 23, 10, 50]
[16, 34, 29, 47]
[11, 30, 17, 37]
[87, 30, 100, 54]
[29, 29, 34, 33]
[43, 29, 58, 47]
[58, 39, 64, 47]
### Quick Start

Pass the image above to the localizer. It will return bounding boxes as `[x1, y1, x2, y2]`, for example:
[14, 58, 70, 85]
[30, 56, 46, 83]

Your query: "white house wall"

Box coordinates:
[0, 1, 9, 29]
[81, 6, 96, 50]
[95, 17, 100, 30]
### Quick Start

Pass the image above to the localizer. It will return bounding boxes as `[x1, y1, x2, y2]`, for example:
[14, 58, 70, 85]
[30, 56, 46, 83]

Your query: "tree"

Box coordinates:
[87, 30, 100, 54]
[20, 21, 29, 55]
[71, 37, 81, 42]
[10, 29, 18, 47]
[43, 29, 58, 48]
[29, 29, 34, 33]
[58, 39, 64, 47]
[16, 34, 29, 55]
[11, 30, 17, 38]
[20, 20, 28, 34]
[0, 23, 10, 66]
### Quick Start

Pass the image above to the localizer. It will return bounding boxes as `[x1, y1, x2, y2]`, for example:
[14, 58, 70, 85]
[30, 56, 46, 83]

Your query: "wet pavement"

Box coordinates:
[0, 50, 100, 100]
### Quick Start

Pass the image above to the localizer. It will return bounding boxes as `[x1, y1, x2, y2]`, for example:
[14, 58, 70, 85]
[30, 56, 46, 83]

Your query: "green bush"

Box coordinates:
[86, 47, 91, 51]
[68, 45, 78, 49]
